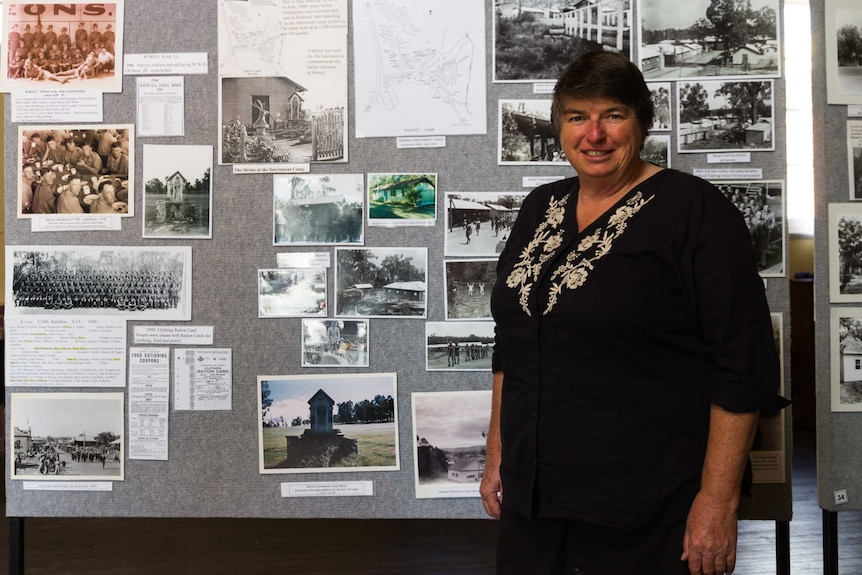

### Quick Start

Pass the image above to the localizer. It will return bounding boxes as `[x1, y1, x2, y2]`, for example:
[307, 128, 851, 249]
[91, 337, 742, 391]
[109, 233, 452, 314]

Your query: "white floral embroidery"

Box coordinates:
[543, 192, 654, 315]
[506, 194, 570, 316]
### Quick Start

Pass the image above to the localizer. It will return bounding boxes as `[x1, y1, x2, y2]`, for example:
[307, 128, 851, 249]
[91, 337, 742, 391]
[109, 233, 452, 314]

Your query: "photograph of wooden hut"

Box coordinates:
[367, 173, 437, 226]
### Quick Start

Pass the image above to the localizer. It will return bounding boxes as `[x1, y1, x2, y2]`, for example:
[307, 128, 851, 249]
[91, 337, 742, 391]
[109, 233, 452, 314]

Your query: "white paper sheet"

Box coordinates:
[128, 348, 170, 461]
[173, 348, 232, 411]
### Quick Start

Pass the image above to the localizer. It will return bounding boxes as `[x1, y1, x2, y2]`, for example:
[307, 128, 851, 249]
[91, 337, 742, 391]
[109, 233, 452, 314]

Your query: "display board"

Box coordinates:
[5, 0, 791, 521]
[814, 0, 862, 512]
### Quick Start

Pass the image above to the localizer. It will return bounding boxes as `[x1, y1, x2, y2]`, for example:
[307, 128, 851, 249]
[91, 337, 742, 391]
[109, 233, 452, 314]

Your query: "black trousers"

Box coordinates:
[496, 504, 691, 575]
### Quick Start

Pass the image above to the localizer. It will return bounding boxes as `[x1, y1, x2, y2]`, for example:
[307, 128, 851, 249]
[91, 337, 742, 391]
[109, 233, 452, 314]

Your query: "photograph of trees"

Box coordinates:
[835, 211, 862, 297]
[494, 0, 631, 82]
[677, 79, 774, 152]
[835, 8, 862, 94]
[640, 0, 780, 80]
[273, 174, 364, 245]
[335, 247, 427, 317]
[832, 311, 862, 410]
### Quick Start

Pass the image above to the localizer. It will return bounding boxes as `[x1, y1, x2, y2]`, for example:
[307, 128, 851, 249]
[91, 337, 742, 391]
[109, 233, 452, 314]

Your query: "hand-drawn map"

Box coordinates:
[352, 0, 486, 138]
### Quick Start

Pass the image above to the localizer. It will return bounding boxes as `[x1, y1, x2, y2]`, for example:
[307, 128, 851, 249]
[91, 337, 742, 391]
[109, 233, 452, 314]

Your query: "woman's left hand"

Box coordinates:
[681, 491, 738, 575]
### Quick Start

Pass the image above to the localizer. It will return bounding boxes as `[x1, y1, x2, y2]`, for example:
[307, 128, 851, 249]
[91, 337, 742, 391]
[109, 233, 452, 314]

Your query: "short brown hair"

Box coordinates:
[551, 51, 654, 136]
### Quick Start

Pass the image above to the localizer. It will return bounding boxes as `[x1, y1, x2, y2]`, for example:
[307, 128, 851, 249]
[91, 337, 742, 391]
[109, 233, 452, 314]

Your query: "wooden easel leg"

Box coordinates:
[775, 520, 790, 575]
[10, 516, 25, 575]
[823, 509, 839, 575]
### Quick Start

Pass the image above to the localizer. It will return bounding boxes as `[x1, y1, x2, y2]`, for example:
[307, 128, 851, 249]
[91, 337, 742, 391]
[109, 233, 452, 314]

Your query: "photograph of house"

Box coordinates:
[367, 173, 437, 226]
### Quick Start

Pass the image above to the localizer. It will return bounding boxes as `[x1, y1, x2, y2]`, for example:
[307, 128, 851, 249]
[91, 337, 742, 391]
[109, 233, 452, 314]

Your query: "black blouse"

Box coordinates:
[490, 169, 782, 529]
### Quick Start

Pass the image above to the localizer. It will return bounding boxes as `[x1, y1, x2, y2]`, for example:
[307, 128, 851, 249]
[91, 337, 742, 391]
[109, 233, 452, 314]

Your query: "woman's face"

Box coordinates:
[557, 96, 645, 183]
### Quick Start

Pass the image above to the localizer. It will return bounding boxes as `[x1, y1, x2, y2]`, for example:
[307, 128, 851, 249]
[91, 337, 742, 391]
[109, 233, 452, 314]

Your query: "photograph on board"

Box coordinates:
[425, 321, 494, 372]
[11, 392, 124, 481]
[648, 82, 672, 131]
[493, 0, 631, 82]
[143, 145, 213, 239]
[499, 100, 569, 165]
[367, 173, 437, 227]
[848, 120, 862, 200]
[17, 124, 134, 218]
[258, 268, 327, 318]
[335, 247, 428, 318]
[712, 180, 785, 277]
[642, 134, 670, 168]
[830, 307, 862, 412]
[273, 173, 364, 246]
[445, 259, 496, 321]
[301, 319, 369, 368]
[352, 0, 486, 138]
[676, 80, 775, 153]
[750, 312, 786, 483]
[1, 1, 124, 92]
[258, 373, 399, 474]
[639, 0, 780, 81]
[444, 191, 526, 258]
[7, 245, 193, 320]
[829, 203, 862, 303]
[825, 0, 862, 105]
[412, 390, 492, 498]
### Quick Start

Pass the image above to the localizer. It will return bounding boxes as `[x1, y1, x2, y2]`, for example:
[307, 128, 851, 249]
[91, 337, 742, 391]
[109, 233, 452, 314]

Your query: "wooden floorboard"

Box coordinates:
[2, 427, 859, 574]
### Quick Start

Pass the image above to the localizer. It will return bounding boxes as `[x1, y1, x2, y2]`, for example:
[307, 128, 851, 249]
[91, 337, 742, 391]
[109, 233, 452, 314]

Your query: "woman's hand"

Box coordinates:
[479, 455, 502, 519]
[681, 491, 738, 575]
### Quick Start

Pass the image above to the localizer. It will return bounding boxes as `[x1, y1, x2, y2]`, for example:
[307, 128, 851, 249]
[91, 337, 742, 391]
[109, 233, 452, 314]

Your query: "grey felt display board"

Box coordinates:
[5, 0, 792, 520]
[812, 0, 862, 513]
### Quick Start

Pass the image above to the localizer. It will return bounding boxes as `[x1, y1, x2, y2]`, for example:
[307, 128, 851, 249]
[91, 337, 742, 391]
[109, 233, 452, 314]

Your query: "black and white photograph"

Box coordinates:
[641, 134, 670, 168]
[219, 76, 346, 165]
[273, 174, 364, 245]
[712, 180, 784, 276]
[1, 1, 125, 92]
[143, 145, 212, 239]
[499, 100, 568, 165]
[7, 245, 192, 320]
[639, 0, 780, 81]
[11, 392, 124, 481]
[826, 0, 862, 104]
[444, 191, 526, 257]
[493, 0, 631, 82]
[676, 80, 775, 153]
[335, 247, 428, 318]
[648, 82, 672, 131]
[412, 390, 492, 498]
[301, 319, 369, 368]
[259, 373, 399, 474]
[425, 321, 494, 372]
[258, 268, 326, 318]
[367, 173, 437, 227]
[830, 307, 862, 412]
[18, 124, 134, 218]
[445, 259, 496, 321]
[829, 203, 862, 303]
[750, 312, 786, 482]
[848, 120, 862, 200]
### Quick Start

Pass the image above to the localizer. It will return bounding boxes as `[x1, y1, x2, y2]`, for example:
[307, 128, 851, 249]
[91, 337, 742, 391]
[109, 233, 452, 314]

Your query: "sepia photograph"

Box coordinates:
[830, 307, 862, 412]
[493, 0, 631, 82]
[639, 0, 780, 81]
[335, 247, 428, 318]
[219, 76, 346, 165]
[426, 321, 494, 372]
[412, 390, 492, 498]
[301, 319, 369, 368]
[273, 174, 364, 245]
[258, 373, 399, 474]
[143, 145, 212, 239]
[17, 124, 134, 218]
[676, 80, 775, 153]
[642, 134, 671, 168]
[1, 1, 125, 92]
[826, 0, 862, 104]
[11, 392, 124, 481]
[712, 180, 784, 276]
[258, 268, 326, 318]
[367, 173, 437, 227]
[7, 245, 192, 320]
[829, 203, 862, 303]
[499, 99, 568, 165]
[444, 191, 526, 257]
[445, 259, 496, 321]
[648, 82, 672, 131]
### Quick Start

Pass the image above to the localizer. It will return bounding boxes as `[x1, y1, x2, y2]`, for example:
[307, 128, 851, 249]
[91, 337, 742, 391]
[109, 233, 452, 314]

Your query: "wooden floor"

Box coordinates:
[2, 427, 859, 574]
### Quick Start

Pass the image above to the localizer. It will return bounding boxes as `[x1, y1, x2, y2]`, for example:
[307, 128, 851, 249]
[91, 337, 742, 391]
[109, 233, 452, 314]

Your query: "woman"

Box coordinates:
[480, 51, 786, 575]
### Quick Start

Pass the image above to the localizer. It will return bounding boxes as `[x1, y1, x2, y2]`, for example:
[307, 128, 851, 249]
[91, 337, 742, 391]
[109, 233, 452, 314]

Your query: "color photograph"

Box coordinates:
[259, 373, 399, 473]
[367, 173, 437, 227]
